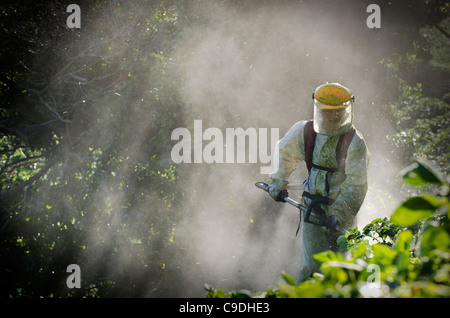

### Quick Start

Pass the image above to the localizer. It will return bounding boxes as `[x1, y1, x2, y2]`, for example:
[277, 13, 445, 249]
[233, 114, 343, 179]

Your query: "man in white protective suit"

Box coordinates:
[267, 83, 370, 283]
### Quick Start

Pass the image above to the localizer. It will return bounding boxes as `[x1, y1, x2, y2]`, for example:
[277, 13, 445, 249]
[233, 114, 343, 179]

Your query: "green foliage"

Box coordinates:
[382, 20, 450, 175]
[400, 157, 447, 187]
[0, 0, 185, 298]
[206, 160, 450, 298]
[384, 84, 450, 174]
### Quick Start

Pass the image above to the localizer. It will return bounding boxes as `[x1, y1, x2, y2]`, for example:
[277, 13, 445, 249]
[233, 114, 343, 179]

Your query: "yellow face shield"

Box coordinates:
[313, 100, 353, 136]
[312, 83, 354, 136]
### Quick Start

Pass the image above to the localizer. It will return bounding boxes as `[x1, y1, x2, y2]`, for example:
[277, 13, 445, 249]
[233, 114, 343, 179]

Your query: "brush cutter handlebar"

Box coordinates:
[255, 182, 346, 234]
[255, 182, 303, 210]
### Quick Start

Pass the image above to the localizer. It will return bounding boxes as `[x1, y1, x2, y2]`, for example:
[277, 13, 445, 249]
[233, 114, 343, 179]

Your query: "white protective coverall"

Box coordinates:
[267, 120, 370, 282]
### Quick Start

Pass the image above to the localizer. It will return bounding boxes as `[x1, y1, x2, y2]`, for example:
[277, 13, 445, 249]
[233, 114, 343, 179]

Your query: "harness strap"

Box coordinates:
[304, 120, 356, 174]
[297, 121, 355, 235]
[304, 121, 316, 173]
[336, 126, 356, 172]
[302, 191, 335, 204]
[310, 163, 338, 173]
[296, 191, 335, 236]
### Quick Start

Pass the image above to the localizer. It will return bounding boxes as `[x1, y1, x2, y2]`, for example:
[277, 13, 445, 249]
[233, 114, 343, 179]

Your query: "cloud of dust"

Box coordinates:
[19, 1, 413, 298]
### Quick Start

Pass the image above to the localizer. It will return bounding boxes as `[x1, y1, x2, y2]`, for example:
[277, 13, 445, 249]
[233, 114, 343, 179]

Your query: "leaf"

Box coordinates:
[394, 230, 413, 253]
[351, 242, 368, 259]
[390, 195, 440, 226]
[394, 230, 414, 271]
[322, 261, 364, 272]
[279, 281, 326, 298]
[395, 251, 411, 272]
[337, 235, 348, 251]
[313, 250, 343, 263]
[232, 289, 253, 298]
[420, 226, 450, 256]
[337, 235, 347, 246]
[372, 244, 396, 266]
[281, 271, 296, 285]
[400, 158, 445, 186]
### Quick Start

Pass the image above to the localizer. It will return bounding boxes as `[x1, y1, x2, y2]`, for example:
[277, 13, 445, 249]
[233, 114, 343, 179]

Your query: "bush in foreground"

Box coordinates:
[206, 159, 450, 298]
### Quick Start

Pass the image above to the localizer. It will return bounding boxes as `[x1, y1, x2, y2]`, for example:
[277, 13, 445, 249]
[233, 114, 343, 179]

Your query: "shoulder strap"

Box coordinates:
[304, 121, 356, 174]
[304, 120, 316, 172]
[336, 126, 356, 173]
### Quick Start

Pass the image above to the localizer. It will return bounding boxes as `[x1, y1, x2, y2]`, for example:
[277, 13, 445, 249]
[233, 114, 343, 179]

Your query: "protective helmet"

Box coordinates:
[312, 83, 354, 136]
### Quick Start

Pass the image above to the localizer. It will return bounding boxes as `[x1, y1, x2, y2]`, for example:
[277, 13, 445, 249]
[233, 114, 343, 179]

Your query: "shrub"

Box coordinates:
[206, 159, 450, 298]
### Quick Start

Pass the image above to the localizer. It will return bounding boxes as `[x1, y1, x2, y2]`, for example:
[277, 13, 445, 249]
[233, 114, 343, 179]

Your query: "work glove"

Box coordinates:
[269, 186, 288, 202]
[327, 215, 342, 230]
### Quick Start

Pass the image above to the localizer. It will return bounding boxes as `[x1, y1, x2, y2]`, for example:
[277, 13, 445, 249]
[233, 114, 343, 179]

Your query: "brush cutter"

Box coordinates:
[255, 182, 347, 235]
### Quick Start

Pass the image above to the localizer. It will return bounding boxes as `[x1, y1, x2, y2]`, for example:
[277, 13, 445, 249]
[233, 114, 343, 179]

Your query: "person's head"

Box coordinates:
[312, 83, 354, 136]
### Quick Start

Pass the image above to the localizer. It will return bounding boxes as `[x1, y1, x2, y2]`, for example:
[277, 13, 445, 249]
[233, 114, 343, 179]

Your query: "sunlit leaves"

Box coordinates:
[351, 242, 368, 259]
[385, 83, 450, 173]
[278, 280, 326, 298]
[391, 159, 449, 226]
[207, 160, 450, 298]
[391, 195, 443, 226]
[400, 159, 445, 187]
[420, 226, 450, 257]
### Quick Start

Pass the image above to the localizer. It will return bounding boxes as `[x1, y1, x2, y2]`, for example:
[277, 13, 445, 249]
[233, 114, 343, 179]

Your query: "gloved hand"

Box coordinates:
[269, 186, 288, 202]
[327, 215, 342, 230]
